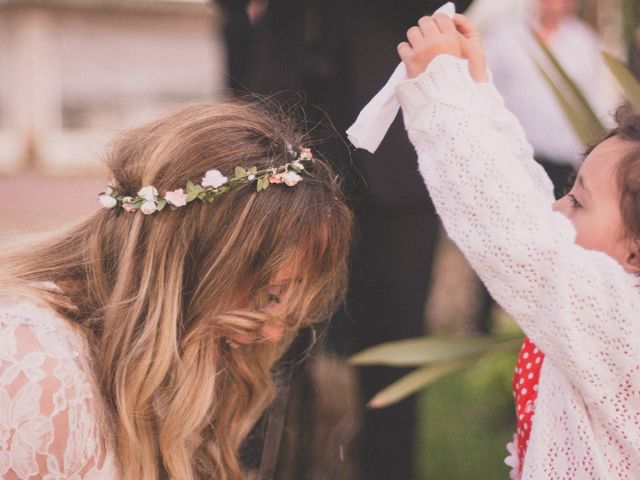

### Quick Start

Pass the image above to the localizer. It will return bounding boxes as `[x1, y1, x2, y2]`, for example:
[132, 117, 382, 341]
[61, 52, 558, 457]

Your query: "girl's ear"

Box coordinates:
[624, 240, 640, 274]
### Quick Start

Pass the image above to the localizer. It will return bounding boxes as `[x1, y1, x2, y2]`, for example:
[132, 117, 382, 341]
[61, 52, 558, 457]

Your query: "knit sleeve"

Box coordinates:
[395, 54, 640, 402]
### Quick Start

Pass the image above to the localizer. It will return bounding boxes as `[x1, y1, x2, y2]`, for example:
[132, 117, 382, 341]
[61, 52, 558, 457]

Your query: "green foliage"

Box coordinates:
[351, 335, 522, 367]
[602, 52, 640, 112]
[530, 30, 640, 146]
[623, 0, 640, 44]
[417, 350, 517, 480]
[368, 361, 468, 408]
[350, 333, 522, 408]
[530, 29, 607, 145]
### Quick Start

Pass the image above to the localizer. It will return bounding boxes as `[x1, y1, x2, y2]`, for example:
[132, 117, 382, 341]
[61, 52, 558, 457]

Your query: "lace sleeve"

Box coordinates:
[396, 55, 640, 402]
[0, 306, 110, 479]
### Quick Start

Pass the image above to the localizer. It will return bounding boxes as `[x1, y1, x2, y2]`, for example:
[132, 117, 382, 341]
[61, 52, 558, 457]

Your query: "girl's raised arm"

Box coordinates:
[395, 18, 640, 403]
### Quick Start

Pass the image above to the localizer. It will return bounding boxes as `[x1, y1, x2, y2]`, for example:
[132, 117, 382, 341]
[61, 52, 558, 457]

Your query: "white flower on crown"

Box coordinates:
[138, 186, 158, 201]
[281, 171, 303, 187]
[165, 188, 188, 207]
[290, 160, 305, 172]
[140, 200, 157, 215]
[202, 169, 228, 188]
[98, 194, 117, 209]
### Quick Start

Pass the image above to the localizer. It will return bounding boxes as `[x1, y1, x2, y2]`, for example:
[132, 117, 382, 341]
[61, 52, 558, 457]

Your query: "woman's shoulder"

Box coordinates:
[0, 298, 87, 362]
[0, 297, 97, 404]
[0, 298, 116, 479]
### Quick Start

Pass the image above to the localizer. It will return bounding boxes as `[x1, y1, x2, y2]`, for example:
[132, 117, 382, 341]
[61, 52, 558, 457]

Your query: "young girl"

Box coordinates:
[394, 13, 640, 479]
[0, 101, 353, 479]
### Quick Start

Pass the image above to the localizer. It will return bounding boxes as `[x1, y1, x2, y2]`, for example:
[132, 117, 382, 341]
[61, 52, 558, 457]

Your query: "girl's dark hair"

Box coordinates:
[588, 105, 640, 250]
[610, 106, 640, 248]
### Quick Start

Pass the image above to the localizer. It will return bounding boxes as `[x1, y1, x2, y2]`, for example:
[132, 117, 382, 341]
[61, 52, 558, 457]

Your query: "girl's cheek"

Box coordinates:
[261, 323, 284, 343]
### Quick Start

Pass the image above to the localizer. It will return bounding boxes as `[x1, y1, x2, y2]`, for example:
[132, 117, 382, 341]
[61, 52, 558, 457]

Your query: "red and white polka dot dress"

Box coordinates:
[512, 336, 545, 474]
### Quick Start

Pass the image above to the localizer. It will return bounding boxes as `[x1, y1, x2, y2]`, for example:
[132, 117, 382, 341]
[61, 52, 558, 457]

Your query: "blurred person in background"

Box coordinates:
[215, 1, 471, 479]
[484, 0, 620, 199]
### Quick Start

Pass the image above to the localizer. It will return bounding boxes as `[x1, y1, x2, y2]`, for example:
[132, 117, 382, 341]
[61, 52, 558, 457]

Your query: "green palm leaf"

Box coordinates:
[349, 335, 522, 367]
[602, 52, 640, 112]
[533, 60, 605, 145]
[367, 360, 468, 409]
[530, 28, 607, 143]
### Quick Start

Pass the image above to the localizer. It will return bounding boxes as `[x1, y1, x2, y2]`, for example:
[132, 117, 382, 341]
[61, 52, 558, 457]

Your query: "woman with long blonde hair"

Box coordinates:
[0, 101, 352, 480]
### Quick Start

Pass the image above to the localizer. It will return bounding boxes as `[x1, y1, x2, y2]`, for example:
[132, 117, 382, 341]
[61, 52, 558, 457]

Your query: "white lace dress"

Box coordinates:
[0, 300, 116, 479]
[396, 55, 640, 479]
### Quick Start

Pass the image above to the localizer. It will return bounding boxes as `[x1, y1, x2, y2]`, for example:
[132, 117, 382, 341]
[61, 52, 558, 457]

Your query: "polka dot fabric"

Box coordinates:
[513, 337, 545, 474]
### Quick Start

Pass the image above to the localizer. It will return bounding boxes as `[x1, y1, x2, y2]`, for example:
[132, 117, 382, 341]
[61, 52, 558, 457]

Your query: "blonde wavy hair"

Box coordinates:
[0, 101, 353, 479]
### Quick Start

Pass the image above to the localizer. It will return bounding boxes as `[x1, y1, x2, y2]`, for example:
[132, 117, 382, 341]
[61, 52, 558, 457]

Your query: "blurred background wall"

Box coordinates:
[0, 0, 223, 174]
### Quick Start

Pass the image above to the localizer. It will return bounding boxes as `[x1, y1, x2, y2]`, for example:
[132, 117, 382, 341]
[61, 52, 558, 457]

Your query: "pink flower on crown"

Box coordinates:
[281, 171, 302, 186]
[299, 147, 313, 161]
[122, 196, 135, 212]
[165, 188, 188, 207]
[202, 169, 228, 188]
[269, 174, 284, 184]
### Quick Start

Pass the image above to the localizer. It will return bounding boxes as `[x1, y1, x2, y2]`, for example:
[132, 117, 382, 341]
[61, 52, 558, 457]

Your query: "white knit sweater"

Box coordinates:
[396, 55, 640, 479]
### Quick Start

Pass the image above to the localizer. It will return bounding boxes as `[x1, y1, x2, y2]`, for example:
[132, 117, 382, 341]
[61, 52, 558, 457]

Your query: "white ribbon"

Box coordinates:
[346, 2, 456, 153]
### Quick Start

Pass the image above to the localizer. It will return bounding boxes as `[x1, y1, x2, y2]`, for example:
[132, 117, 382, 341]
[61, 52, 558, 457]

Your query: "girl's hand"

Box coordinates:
[453, 14, 488, 83]
[398, 14, 463, 79]
[398, 13, 488, 83]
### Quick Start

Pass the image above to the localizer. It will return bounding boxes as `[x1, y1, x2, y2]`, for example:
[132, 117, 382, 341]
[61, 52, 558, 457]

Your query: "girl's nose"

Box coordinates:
[552, 196, 566, 215]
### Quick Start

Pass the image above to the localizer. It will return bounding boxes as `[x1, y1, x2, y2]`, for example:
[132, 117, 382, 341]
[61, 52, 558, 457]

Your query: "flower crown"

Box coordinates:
[99, 147, 313, 215]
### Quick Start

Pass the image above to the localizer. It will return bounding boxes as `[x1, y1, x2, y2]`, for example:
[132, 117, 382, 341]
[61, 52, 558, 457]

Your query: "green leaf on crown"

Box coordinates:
[256, 176, 271, 192]
[186, 181, 204, 202]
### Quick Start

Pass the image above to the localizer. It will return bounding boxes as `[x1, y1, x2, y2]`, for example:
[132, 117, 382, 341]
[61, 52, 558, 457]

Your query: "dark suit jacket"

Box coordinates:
[215, 0, 473, 209]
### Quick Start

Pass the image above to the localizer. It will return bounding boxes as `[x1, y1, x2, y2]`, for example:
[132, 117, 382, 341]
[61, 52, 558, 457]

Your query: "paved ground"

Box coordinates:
[0, 172, 106, 236]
